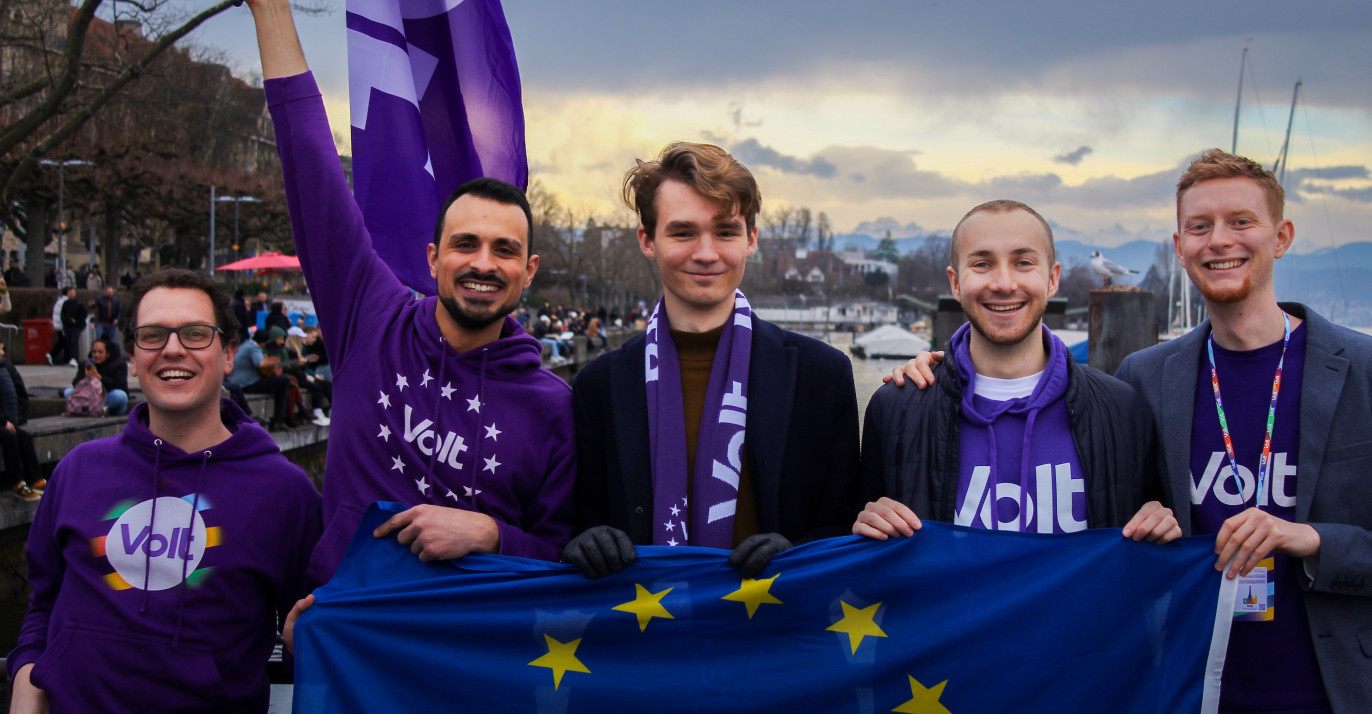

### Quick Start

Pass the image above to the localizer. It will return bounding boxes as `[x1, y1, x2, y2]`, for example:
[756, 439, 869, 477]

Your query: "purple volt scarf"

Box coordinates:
[645, 291, 754, 548]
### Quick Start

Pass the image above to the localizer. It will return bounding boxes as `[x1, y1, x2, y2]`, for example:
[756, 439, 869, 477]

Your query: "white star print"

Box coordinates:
[664, 521, 675, 531]
[463, 485, 484, 497]
[483, 455, 501, 474]
[484, 423, 501, 441]
[419, 369, 433, 388]
[395, 373, 409, 391]
[667, 538, 678, 547]
[378, 424, 391, 442]
[440, 383, 455, 400]
[669, 505, 680, 516]
[377, 391, 391, 409]
[467, 395, 482, 412]
[390, 456, 405, 473]
[445, 489, 458, 501]
[415, 477, 430, 495]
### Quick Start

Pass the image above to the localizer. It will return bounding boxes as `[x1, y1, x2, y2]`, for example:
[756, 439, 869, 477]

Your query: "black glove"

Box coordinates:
[562, 526, 637, 579]
[728, 532, 792, 578]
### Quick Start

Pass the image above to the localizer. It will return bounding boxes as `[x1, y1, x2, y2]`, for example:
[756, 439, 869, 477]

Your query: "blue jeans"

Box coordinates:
[96, 324, 119, 343]
[63, 387, 128, 416]
[540, 337, 562, 359]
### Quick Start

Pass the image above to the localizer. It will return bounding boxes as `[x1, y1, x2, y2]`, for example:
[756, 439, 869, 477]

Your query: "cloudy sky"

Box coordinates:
[200, 0, 1372, 252]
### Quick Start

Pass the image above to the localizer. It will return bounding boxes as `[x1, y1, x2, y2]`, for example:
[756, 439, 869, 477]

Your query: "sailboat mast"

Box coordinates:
[1231, 46, 1248, 154]
[1273, 80, 1302, 185]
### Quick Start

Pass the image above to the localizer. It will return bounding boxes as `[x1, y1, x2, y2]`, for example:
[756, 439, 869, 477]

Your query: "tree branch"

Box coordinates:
[0, 0, 101, 156]
[3, 0, 242, 203]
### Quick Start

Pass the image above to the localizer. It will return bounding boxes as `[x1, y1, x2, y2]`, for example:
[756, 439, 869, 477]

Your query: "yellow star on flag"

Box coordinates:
[826, 600, 887, 654]
[612, 583, 675, 632]
[528, 634, 590, 690]
[721, 574, 783, 619]
[893, 675, 951, 714]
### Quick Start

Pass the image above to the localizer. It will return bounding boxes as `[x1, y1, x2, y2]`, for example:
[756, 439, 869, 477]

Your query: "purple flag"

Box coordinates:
[347, 0, 527, 294]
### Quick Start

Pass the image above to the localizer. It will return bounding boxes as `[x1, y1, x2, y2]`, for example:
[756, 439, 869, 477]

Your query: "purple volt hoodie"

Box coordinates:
[8, 400, 321, 712]
[266, 73, 575, 583]
[950, 324, 1087, 533]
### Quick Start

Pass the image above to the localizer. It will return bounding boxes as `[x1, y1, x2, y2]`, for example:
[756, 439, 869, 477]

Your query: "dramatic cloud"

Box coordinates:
[730, 139, 838, 178]
[1285, 166, 1372, 204]
[1054, 146, 1094, 165]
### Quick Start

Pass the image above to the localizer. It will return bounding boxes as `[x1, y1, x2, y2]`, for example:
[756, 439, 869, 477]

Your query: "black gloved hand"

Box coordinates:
[562, 526, 637, 579]
[728, 532, 792, 578]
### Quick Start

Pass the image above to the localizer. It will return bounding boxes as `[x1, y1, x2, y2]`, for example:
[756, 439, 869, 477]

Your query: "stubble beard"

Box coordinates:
[964, 299, 1046, 348]
[440, 294, 514, 332]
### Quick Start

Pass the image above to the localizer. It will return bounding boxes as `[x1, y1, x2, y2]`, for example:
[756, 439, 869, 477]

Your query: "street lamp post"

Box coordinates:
[38, 158, 93, 274]
[211, 192, 260, 272]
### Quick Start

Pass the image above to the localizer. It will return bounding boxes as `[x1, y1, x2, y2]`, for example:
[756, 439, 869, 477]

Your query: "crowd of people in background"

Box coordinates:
[0, 271, 334, 433]
[516, 303, 646, 365]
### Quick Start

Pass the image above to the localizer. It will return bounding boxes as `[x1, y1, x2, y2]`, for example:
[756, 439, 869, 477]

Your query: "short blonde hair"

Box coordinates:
[949, 199, 1055, 268]
[1177, 149, 1285, 224]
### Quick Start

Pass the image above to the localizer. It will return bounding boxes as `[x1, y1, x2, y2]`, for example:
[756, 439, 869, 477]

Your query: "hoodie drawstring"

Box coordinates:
[470, 349, 490, 506]
[1018, 410, 1041, 531]
[171, 451, 211, 647]
[425, 339, 450, 497]
[140, 439, 165, 614]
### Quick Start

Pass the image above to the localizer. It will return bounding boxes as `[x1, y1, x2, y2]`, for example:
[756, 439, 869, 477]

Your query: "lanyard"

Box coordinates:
[1206, 312, 1290, 509]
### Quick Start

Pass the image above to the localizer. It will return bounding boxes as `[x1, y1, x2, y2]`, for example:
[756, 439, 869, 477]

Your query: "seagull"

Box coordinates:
[1090, 250, 1138, 286]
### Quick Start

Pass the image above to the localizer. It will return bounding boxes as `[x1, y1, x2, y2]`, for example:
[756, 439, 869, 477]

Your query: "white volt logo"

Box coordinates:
[104, 497, 210, 591]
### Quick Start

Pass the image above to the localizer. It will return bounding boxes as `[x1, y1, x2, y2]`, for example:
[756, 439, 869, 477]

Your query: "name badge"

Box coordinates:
[1232, 557, 1275, 621]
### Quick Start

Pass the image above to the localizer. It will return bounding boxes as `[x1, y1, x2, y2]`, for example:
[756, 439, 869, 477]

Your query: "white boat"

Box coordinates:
[851, 326, 931, 359]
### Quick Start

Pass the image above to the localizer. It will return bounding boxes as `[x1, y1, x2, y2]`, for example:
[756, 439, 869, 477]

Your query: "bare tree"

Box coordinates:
[794, 206, 812, 249]
[0, 0, 327, 276]
[760, 203, 796, 249]
[815, 211, 832, 251]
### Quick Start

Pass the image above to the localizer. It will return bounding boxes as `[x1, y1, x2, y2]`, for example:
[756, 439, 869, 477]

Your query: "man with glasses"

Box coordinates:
[8, 268, 321, 712]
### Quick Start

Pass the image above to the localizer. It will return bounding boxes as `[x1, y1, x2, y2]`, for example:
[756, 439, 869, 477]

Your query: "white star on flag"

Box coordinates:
[420, 369, 433, 387]
[378, 391, 391, 409]
[484, 423, 501, 441]
[670, 505, 680, 516]
[667, 538, 678, 547]
[390, 456, 405, 473]
[396, 373, 409, 391]
[483, 455, 501, 474]
[463, 485, 483, 497]
[415, 477, 430, 495]
[440, 383, 455, 400]
[445, 489, 458, 501]
[664, 521, 674, 531]
[378, 424, 391, 442]
[467, 395, 482, 412]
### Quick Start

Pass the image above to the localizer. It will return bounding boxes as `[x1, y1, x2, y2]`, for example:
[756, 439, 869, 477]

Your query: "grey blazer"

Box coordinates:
[1116, 303, 1372, 712]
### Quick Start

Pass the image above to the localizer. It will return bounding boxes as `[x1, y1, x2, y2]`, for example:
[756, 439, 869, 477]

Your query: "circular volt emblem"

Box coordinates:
[105, 497, 208, 591]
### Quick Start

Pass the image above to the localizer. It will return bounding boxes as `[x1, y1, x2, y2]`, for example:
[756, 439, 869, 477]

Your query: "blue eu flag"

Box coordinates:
[294, 503, 1233, 713]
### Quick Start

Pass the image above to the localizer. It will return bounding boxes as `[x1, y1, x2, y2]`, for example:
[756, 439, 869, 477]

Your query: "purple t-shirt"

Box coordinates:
[1189, 322, 1330, 713]
[951, 324, 1087, 533]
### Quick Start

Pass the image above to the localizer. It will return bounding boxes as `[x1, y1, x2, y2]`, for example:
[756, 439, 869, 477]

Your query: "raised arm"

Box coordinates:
[246, 0, 309, 79]
[247, 0, 409, 364]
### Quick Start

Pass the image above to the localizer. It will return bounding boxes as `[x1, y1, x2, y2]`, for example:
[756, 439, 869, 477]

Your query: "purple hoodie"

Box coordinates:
[266, 73, 575, 583]
[950, 324, 1087, 533]
[8, 400, 321, 712]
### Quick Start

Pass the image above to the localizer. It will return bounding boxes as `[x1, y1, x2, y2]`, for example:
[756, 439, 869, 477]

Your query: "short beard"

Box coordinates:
[439, 294, 510, 332]
[1196, 274, 1254, 304]
[962, 300, 1046, 348]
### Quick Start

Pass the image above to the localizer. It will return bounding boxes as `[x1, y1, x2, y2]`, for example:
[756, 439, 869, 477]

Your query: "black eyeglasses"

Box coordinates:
[132, 324, 223, 350]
